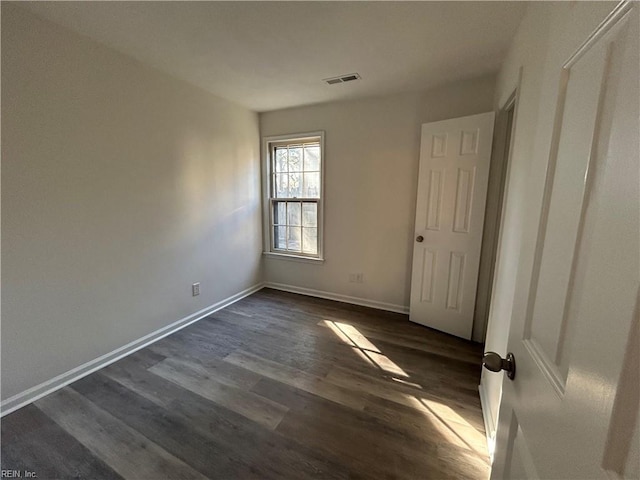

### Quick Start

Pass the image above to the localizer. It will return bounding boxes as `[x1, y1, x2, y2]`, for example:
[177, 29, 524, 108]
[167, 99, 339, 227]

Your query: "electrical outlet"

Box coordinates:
[192, 282, 200, 296]
[349, 273, 364, 283]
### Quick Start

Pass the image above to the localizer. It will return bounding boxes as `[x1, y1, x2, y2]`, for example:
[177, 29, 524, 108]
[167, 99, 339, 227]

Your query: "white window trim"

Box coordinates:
[262, 131, 325, 262]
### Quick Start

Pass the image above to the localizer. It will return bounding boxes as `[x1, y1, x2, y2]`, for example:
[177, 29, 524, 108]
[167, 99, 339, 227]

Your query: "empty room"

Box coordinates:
[1, 1, 638, 479]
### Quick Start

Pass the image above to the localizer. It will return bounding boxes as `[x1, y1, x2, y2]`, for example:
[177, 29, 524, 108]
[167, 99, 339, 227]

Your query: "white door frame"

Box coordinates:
[478, 78, 522, 458]
[473, 89, 519, 343]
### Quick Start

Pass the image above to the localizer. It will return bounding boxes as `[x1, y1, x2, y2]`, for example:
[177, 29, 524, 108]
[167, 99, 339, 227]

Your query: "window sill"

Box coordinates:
[262, 252, 325, 264]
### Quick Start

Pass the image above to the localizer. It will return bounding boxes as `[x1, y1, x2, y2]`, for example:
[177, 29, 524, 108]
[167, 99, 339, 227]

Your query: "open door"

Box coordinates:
[410, 112, 495, 339]
[489, 3, 639, 478]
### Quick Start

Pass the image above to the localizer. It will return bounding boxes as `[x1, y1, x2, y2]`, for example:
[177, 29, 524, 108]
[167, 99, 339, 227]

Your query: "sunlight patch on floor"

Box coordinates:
[330, 321, 380, 353]
[350, 345, 379, 369]
[323, 319, 487, 464]
[324, 320, 409, 378]
[391, 377, 423, 389]
[407, 396, 487, 457]
[419, 397, 473, 429]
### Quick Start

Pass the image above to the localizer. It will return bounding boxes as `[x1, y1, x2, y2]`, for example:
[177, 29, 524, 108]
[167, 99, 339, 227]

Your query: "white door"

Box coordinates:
[410, 112, 495, 339]
[491, 4, 639, 479]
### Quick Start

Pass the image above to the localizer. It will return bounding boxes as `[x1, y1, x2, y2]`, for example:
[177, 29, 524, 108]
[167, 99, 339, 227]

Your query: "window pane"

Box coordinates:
[288, 147, 302, 172]
[302, 227, 318, 255]
[288, 172, 302, 198]
[302, 203, 317, 227]
[267, 136, 321, 258]
[274, 226, 286, 250]
[304, 145, 320, 171]
[287, 202, 301, 226]
[275, 148, 288, 173]
[273, 201, 286, 225]
[303, 172, 320, 198]
[275, 173, 288, 198]
[287, 226, 302, 252]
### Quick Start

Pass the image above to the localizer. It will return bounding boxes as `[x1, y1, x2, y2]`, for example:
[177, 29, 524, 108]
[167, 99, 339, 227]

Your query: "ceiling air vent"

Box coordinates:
[324, 73, 361, 85]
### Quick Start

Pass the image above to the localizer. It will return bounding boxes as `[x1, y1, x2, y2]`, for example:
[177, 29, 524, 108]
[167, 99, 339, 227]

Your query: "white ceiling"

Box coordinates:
[20, 1, 528, 112]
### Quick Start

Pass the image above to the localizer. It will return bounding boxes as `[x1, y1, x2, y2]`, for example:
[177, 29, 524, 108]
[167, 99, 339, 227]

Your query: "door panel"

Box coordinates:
[503, 413, 538, 480]
[492, 4, 639, 478]
[418, 249, 436, 303]
[525, 27, 611, 386]
[453, 167, 476, 233]
[426, 170, 443, 230]
[410, 113, 495, 339]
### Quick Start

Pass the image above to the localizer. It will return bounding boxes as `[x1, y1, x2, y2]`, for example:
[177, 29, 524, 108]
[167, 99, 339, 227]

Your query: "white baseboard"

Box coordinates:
[264, 282, 409, 315]
[479, 381, 497, 461]
[0, 282, 265, 417]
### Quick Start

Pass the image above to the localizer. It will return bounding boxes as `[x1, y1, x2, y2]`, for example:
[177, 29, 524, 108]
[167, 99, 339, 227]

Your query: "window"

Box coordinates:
[263, 132, 324, 260]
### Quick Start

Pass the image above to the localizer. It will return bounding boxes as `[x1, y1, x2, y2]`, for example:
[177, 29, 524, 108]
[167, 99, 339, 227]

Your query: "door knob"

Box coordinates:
[482, 351, 516, 380]
[416, 235, 424, 242]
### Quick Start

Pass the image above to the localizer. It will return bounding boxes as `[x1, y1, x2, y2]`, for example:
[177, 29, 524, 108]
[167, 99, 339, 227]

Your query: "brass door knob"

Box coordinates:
[416, 235, 424, 242]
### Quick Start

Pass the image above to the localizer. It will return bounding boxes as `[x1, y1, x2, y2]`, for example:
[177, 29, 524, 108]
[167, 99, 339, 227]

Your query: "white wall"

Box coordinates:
[1, 5, 262, 401]
[260, 76, 495, 312]
[479, 0, 617, 451]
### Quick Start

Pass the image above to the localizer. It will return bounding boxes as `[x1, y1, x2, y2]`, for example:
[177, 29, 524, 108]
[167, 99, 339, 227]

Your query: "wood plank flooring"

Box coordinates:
[1, 288, 489, 479]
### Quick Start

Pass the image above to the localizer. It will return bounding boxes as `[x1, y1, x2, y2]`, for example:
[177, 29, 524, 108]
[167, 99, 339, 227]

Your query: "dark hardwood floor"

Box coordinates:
[1, 288, 489, 479]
